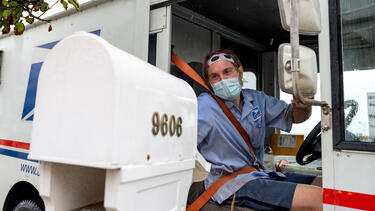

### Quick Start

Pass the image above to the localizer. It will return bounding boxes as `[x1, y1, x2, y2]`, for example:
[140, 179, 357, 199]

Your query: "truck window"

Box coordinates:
[242, 71, 257, 90]
[331, 0, 375, 151]
[340, 0, 375, 143]
[280, 74, 321, 138]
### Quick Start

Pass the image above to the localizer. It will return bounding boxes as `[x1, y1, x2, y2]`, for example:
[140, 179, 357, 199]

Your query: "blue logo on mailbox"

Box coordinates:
[21, 30, 101, 121]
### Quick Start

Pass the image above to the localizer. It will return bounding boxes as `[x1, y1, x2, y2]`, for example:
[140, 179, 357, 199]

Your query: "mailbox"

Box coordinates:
[29, 32, 197, 211]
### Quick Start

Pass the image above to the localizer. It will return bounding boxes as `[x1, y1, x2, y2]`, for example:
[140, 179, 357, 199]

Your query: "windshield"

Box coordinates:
[340, 0, 375, 142]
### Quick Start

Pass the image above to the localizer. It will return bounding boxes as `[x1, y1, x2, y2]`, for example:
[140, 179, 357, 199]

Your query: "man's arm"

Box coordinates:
[291, 96, 313, 123]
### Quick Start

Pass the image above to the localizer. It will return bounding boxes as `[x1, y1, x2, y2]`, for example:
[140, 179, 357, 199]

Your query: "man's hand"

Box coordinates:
[291, 95, 313, 123]
[275, 159, 291, 172]
[291, 95, 313, 108]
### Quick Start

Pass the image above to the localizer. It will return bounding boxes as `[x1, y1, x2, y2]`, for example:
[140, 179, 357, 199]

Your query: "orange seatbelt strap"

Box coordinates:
[186, 166, 257, 211]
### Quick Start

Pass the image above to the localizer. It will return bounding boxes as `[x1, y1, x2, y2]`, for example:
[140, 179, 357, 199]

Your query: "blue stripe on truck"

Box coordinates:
[0, 148, 38, 163]
[22, 62, 43, 121]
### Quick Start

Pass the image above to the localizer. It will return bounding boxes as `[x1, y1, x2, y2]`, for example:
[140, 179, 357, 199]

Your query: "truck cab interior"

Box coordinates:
[153, 1, 320, 210]
[165, 0, 318, 94]
[165, 1, 321, 156]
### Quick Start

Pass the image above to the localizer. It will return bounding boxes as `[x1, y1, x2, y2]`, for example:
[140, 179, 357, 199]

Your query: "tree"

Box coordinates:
[0, 0, 79, 35]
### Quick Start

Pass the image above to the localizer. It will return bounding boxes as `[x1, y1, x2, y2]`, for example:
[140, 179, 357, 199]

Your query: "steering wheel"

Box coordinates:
[296, 121, 321, 165]
[296, 99, 360, 165]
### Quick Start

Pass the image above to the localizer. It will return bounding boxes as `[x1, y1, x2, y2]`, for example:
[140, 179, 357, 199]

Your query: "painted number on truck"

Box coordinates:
[152, 112, 182, 137]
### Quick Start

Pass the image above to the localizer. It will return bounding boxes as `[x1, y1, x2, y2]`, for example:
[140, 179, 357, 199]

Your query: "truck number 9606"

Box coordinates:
[152, 112, 182, 137]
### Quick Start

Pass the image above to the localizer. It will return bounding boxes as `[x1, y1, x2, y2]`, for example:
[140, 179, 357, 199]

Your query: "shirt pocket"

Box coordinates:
[249, 106, 264, 129]
[247, 109, 264, 149]
[252, 116, 263, 129]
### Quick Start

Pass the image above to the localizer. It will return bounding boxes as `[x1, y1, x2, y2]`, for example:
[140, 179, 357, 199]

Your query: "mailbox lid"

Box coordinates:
[29, 32, 197, 169]
[29, 32, 118, 168]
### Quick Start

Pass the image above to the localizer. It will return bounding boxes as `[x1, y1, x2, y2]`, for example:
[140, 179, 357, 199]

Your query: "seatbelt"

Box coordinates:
[186, 166, 257, 211]
[171, 53, 263, 211]
[171, 53, 261, 165]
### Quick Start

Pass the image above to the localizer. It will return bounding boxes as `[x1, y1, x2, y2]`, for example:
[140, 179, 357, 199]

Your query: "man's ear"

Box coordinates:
[238, 65, 244, 86]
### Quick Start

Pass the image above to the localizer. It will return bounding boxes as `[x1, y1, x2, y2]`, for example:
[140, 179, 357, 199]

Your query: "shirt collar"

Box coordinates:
[223, 91, 254, 110]
[224, 100, 235, 109]
[242, 91, 254, 103]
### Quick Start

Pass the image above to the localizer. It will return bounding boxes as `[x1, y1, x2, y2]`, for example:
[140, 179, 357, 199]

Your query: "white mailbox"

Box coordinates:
[29, 32, 197, 211]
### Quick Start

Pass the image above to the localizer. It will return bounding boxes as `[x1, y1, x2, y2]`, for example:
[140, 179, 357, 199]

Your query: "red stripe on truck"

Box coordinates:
[324, 188, 375, 210]
[0, 139, 30, 150]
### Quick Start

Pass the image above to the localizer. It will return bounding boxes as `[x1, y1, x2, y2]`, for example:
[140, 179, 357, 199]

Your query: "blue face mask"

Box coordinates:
[212, 77, 242, 100]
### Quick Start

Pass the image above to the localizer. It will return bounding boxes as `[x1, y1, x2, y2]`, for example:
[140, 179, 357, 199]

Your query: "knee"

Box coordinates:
[291, 184, 322, 211]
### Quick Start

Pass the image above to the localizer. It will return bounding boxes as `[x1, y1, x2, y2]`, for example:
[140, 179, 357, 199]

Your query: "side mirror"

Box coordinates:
[278, 0, 321, 35]
[278, 43, 317, 96]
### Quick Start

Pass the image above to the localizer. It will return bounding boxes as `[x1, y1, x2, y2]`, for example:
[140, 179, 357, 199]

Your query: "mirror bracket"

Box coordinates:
[285, 60, 292, 72]
[289, 0, 325, 107]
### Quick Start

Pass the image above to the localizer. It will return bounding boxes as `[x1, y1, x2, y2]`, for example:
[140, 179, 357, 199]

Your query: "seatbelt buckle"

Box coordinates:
[255, 161, 265, 171]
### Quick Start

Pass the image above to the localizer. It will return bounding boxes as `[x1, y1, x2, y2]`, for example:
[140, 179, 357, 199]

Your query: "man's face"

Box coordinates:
[207, 60, 243, 85]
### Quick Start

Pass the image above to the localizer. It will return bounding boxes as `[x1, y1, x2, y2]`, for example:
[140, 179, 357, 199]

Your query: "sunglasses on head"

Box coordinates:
[206, 52, 236, 68]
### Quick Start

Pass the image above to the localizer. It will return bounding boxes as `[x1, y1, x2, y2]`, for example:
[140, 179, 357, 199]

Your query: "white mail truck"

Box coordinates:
[0, 0, 374, 210]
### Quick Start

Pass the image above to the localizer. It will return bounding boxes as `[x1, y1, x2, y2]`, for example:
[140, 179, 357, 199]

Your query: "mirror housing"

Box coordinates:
[278, 43, 317, 96]
[278, 0, 321, 35]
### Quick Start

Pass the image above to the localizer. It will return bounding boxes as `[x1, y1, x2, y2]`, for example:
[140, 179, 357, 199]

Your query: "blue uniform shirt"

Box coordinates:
[197, 89, 294, 204]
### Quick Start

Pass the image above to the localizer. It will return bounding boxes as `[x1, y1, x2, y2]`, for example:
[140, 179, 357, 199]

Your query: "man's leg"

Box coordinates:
[224, 173, 322, 210]
[291, 184, 322, 211]
[311, 176, 322, 187]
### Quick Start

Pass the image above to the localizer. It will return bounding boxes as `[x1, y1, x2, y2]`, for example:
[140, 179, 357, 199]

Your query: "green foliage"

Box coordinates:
[0, 0, 80, 35]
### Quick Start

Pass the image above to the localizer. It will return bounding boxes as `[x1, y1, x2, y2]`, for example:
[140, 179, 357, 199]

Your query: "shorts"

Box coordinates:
[223, 172, 316, 210]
